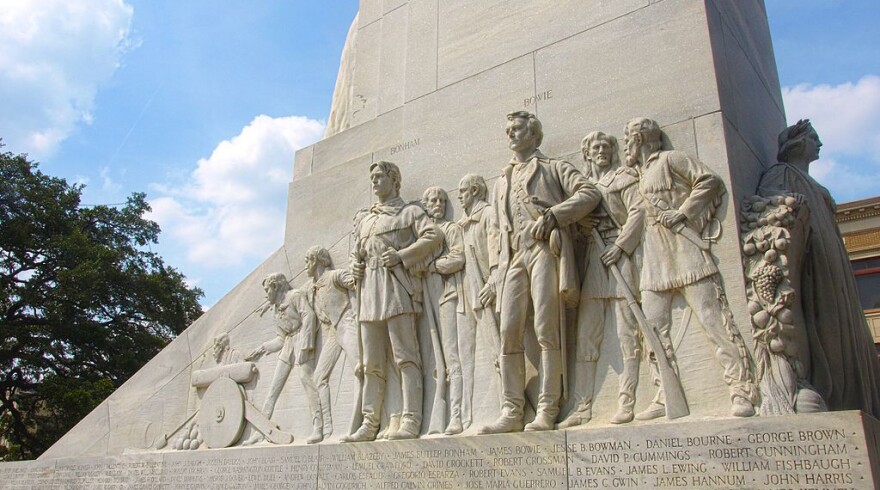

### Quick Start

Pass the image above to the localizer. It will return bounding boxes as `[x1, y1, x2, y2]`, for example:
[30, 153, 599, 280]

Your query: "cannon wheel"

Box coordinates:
[199, 377, 246, 448]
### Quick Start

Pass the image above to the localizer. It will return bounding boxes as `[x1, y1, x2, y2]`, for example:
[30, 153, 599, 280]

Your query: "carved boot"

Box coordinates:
[557, 360, 597, 429]
[610, 358, 639, 424]
[525, 349, 563, 431]
[319, 385, 333, 437]
[730, 395, 755, 417]
[341, 371, 384, 443]
[445, 372, 464, 435]
[378, 413, 400, 440]
[388, 364, 422, 440]
[635, 401, 666, 421]
[306, 411, 324, 444]
[478, 354, 525, 434]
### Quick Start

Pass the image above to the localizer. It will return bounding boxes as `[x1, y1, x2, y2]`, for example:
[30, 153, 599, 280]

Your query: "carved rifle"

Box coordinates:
[589, 227, 689, 419]
[421, 275, 448, 434]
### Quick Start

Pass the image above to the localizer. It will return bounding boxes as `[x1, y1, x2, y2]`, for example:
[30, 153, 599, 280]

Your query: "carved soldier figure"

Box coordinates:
[343, 161, 440, 442]
[245, 273, 322, 444]
[758, 119, 880, 417]
[480, 111, 601, 434]
[559, 131, 645, 428]
[458, 174, 501, 414]
[305, 246, 361, 443]
[422, 186, 466, 435]
[625, 117, 756, 419]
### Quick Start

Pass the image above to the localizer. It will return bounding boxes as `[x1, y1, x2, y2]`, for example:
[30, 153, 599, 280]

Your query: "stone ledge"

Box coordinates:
[3, 411, 877, 489]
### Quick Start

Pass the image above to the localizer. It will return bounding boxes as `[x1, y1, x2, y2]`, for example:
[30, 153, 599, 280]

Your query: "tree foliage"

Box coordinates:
[0, 146, 204, 460]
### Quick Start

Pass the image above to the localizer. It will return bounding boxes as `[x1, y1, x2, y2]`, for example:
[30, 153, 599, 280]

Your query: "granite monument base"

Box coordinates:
[3, 411, 877, 490]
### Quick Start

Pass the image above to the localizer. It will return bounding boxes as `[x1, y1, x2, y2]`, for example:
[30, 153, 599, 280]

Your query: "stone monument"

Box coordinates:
[2, 1, 879, 489]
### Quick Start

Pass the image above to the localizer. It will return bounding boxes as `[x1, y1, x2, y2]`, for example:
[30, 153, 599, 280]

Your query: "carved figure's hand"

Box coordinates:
[532, 210, 558, 240]
[601, 244, 624, 266]
[245, 347, 265, 361]
[478, 282, 496, 308]
[657, 210, 686, 228]
[580, 215, 600, 234]
[381, 248, 402, 267]
[351, 261, 365, 282]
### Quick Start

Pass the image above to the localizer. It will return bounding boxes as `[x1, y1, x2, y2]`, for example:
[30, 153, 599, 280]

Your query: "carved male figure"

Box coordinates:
[758, 120, 880, 417]
[480, 111, 601, 433]
[344, 161, 440, 442]
[625, 117, 756, 419]
[559, 131, 645, 428]
[305, 246, 361, 442]
[422, 186, 466, 435]
[458, 174, 501, 414]
[245, 273, 322, 444]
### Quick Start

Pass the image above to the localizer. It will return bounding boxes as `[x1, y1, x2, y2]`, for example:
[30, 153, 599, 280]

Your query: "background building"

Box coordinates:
[837, 196, 880, 352]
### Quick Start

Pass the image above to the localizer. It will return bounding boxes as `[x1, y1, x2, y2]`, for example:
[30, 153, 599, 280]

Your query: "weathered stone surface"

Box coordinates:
[404, 0, 438, 102]
[436, 0, 648, 89]
[9, 412, 880, 489]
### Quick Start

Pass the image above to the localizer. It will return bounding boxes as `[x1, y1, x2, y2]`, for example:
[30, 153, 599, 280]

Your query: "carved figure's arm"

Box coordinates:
[434, 223, 466, 275]
[668, 151, 723, 223]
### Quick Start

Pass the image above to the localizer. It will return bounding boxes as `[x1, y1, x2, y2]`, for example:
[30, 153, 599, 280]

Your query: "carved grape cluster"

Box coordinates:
[753, 263, 783, 302]
[174, 423, 202, 450]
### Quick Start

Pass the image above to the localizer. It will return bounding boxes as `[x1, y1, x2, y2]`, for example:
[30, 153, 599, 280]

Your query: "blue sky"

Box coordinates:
[1, 0, 878, 307]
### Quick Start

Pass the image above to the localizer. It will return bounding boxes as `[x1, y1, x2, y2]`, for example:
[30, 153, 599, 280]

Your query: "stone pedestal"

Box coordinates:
[3, 411, 878, 489]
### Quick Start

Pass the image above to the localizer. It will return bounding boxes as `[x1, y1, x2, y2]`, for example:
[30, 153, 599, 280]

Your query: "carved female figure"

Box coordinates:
[757, 119, 880, 417]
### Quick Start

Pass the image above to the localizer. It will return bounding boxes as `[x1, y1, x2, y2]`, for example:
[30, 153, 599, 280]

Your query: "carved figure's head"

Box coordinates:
[211, 333, 230, 364]
[623, 117, 662, 167]
[305, 246, 333, 278]
[422, 186, 450, 220]
[581, 131, 620, 174]
[262, 272, 291, 304]
[369, 160, 401, 199]
[458, 173, 488, 212]
[777, 119, 822, 165]
[506, 111, 543, 154]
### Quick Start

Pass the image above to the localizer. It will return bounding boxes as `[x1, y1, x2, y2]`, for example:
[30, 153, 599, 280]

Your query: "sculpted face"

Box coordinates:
[801, 128, 822, 163]
[425, 191, 447, 220]
[506, 117, 537, 155]
[458, 182, 476, 212]
[623, 128, 641, 167]
[589, 138, 614, 168]
[371, 167, 394, 200]
[264, 280, 282, 305]
[305, 254, 318, 278]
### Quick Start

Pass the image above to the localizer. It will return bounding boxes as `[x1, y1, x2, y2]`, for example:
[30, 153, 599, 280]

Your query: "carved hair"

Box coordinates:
[262, 272, 291, 293]
[581, 131, 621, 167]
[422, 186, 451, 220]
[460, 173, 488, 201]
[305, 245, 333, 269]
[777, 119, 815, 162]
[369, 160, 402, 191]
[625, 117, 663, 152]
[507, 111, 543, 148]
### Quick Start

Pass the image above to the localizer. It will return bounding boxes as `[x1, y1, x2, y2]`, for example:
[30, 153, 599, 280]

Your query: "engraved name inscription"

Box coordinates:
[524, 90, 553, 108]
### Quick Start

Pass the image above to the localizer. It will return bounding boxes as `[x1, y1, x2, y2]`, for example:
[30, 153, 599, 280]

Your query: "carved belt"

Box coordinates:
[366, 257, 385, 269]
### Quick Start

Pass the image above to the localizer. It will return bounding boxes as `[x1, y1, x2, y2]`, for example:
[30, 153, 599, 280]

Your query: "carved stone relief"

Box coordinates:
[480, 111, 601, 435]
[343, 161, 440, 442]
[740, 193, 826, 415]
[623, 117, 757, 420]
[756, 119, 880, 418]
[140, 116, 880, 453]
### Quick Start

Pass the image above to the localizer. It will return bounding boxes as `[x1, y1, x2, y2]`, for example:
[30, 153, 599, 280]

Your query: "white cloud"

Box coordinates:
[0, 0, 134, 158]
[783, 75, 880, 201]
[148, 115, 325, 268]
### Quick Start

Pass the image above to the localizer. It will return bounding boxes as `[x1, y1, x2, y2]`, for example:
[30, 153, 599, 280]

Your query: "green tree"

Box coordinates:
[0, 145, 204, 460]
